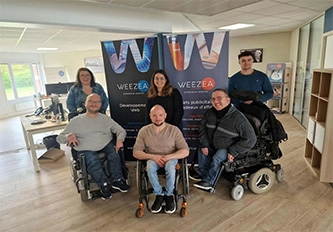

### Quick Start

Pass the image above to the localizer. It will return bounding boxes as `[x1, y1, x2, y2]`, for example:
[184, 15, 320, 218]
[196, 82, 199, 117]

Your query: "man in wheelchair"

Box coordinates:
[191, 89, 257, 191]
[133, 105, 189, 214]
[57, 93, 129, 200]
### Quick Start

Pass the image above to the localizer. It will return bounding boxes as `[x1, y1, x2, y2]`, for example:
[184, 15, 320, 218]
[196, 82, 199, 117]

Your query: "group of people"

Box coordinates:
[56, 50, 273, 213]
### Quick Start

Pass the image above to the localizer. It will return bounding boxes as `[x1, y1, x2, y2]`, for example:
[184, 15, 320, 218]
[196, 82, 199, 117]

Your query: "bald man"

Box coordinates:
[133, 104, 189, 214]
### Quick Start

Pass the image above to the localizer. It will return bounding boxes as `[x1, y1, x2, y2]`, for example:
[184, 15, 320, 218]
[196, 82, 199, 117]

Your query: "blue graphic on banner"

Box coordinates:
[103, 38, 155, 74]
[164, 32, 229, 162]
[102, 37, 159, 161]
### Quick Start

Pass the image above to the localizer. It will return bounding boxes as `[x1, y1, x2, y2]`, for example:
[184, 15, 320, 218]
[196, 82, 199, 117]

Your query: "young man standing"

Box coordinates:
[228, 51, 273, 107]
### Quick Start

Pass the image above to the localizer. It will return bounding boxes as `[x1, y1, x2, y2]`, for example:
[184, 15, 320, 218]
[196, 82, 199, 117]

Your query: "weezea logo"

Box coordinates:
[166, 32, 225, 71]
[103, 37, 155, 74]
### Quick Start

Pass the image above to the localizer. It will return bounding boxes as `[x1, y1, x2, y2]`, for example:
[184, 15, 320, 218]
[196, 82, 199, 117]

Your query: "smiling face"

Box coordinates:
[239, 55, 254, 72]
[79, 70, 92, 86]
[153, 73, 166, 91]
[211, 90, 230, 111]
[150, 105, 167, 127]
[85, 94, 102, 114]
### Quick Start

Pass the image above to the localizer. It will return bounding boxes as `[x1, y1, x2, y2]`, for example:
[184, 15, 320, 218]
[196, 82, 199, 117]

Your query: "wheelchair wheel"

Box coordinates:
[80, 189, 89, 202]
[181, 159, 190, 196]
[179, 202, 188, 217]
[276, 168, 284, 182]
[248, 168, 275, 194]
[231, 185, 244, 201]
[135, 204, 144, 218]
[69, 158, 78, 182]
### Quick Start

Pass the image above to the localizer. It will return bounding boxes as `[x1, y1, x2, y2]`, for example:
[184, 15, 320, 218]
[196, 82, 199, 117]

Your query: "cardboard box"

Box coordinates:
[38, 148, 65, 163]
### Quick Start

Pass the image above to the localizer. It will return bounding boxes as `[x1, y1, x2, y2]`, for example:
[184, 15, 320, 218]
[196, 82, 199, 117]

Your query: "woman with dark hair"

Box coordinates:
[146, 69, 184, 127]
[66, 67, 108, 114]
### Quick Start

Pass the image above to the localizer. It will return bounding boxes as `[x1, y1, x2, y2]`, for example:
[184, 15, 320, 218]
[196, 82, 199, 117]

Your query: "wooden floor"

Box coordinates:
[0, 114, 332, 232]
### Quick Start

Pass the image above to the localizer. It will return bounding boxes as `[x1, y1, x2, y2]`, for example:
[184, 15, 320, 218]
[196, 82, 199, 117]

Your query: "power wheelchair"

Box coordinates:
[191, 102, 286, 201]
[70, 146, 129, 201]
[135, 158, 190, 218]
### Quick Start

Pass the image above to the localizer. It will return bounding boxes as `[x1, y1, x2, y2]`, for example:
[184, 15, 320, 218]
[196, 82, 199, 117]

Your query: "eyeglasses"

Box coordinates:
[211, 96, 229, 101]
[87, 100, 102, 105]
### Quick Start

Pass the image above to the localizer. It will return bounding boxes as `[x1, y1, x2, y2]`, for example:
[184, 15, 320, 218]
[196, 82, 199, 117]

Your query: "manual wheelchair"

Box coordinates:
[70, 147, 129, 202]
[135, 158, 190, 218]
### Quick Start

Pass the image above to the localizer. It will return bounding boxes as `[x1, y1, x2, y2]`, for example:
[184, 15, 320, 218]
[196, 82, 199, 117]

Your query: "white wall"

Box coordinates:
[228, 32, 292, 76]
[41, 49, 108, 92]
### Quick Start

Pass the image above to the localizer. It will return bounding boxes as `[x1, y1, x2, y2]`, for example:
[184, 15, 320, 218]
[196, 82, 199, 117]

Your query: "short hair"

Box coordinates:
[212, 88, 229, 96]
[238, 51, 254, 60]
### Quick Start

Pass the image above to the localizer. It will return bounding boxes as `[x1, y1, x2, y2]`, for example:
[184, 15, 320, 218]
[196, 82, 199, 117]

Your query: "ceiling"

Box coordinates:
[0, 0, 332, 54]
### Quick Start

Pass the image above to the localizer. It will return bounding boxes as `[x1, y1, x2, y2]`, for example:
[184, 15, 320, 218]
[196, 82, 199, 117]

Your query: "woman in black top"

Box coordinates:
[146, 69, 184, 128]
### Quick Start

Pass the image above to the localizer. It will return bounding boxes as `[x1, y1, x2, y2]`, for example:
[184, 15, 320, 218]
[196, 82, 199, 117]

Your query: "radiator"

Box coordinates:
[15, 101, 35, 111]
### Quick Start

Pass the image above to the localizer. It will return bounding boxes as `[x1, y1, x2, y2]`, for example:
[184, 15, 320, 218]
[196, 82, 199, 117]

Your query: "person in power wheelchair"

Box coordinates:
[57, 93, 129, 201]
[133, 105, 189, 217]
[190, 89, 257, 191]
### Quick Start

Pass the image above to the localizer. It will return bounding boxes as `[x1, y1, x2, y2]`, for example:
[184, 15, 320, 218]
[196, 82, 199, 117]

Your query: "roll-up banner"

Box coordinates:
[102, 31, 229, 161]
[101, 37, 159, 161]
[163, 32, 229, 161]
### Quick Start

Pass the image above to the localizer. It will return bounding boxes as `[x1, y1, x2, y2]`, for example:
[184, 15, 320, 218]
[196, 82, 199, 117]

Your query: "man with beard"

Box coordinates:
[133, 105, 189, 214]
[57, 93, 129, 200]
[191, 89, 256, 191]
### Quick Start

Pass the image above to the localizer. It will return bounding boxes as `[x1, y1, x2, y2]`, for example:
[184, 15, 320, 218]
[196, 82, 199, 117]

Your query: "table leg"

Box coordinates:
[27, 131, 40, 172]
[21, 121, 30, 149]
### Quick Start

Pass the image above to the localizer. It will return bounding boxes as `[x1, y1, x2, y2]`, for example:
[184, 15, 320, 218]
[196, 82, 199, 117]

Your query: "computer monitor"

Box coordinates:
[45, 82, 74, 96]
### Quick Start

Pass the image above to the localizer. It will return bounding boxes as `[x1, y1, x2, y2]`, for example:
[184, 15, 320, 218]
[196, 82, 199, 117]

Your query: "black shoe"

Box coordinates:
[112, 179, 130, 193]
[193, 181, 212, 190]
[151, 195, 164, 213]
[100, 182, 112, 200]
[189, 169, 203, 181]
[164, 195, 176, 214]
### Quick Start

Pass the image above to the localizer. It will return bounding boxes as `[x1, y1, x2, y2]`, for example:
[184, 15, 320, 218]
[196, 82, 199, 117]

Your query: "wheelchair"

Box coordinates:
[70, 147, 129, 202]
[190, 103, 285, 201]
[135, 158, 190, 218]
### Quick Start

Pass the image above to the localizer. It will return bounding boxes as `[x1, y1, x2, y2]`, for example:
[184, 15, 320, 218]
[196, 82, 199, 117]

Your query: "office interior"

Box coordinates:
[0, 1, 333, 231]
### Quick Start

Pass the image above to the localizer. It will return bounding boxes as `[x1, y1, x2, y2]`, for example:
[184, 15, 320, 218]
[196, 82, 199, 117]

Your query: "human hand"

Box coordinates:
[244, 100, 253, 104]
[201, 147, 209, 156]
[153, 155, 166, 168]
[114, 140, 124, 153]
[67, 133, 79, 147]
[228, 153, 234, 162]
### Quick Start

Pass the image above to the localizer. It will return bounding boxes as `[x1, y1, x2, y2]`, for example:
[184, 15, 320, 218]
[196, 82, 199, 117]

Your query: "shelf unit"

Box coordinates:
[266, 63, 292, 113]
[304, 69, 333, 183]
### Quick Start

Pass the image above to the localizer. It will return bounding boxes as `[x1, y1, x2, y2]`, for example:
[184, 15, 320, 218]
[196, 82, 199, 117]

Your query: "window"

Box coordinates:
[0, 63, 42, 100]
[293, 15, 324, 128]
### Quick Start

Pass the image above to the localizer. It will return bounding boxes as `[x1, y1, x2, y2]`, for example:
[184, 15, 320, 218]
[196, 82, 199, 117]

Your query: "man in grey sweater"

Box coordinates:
[192, 89, 257, 190]
[57, 93, 129, 199]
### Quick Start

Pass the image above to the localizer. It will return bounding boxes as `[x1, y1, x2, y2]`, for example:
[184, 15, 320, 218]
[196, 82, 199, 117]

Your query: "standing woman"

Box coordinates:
[67, 67, 109, 114]
[146, 69, 184, 128]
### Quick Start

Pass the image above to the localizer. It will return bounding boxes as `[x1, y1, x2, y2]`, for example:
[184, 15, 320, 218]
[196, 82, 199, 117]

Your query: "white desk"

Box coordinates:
[20, 116, 68, 172]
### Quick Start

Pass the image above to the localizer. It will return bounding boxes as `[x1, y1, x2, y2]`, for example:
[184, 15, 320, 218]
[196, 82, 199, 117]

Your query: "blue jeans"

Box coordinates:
[80, 141, 123, 188]
[198, 147, 227, 185]
[146, 159, 178, 196]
